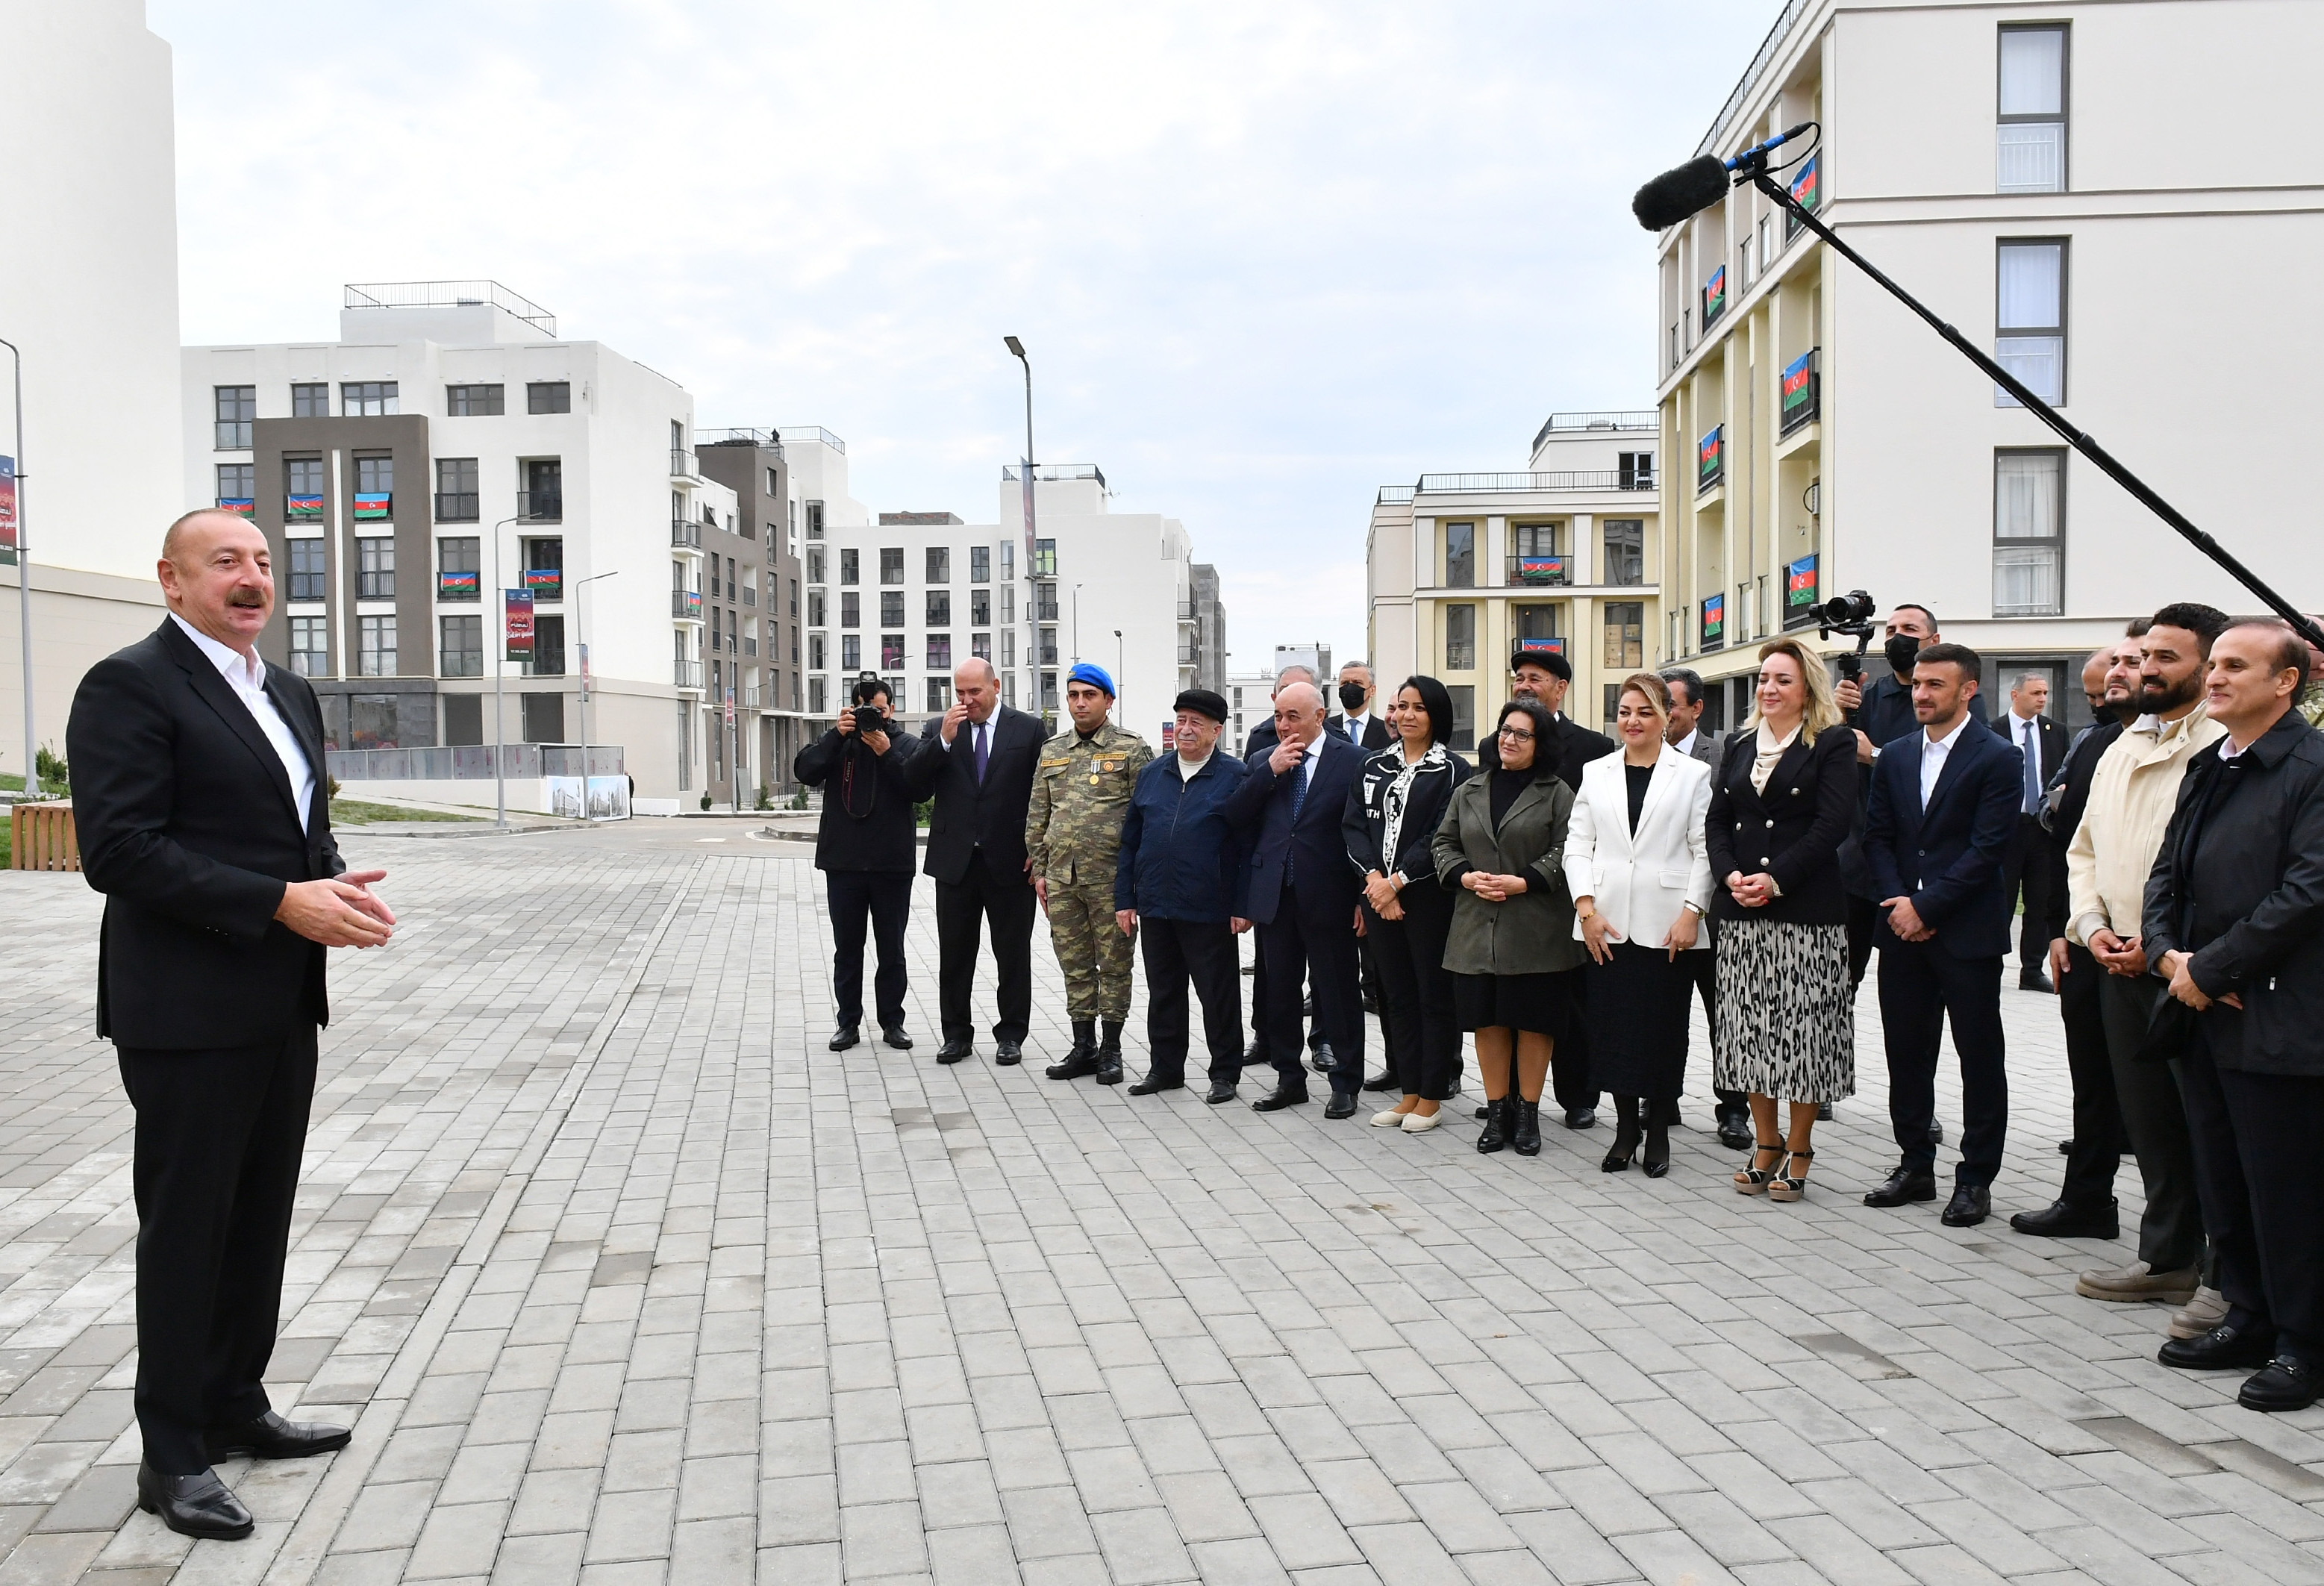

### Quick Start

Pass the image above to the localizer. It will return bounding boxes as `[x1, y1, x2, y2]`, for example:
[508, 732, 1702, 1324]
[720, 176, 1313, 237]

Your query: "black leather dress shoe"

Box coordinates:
[2009, 1198, 2120, 1240]
[936, 1040, 973, 1064]
[207, 1409, 352, 1461]
[137, 1463, 253, 1540]
[1940, 1184, 1991, 1227]
[1309, 1042, 1338, 1074]
[2240, 1356, 2324, 1412]
[1128, 1075, 1182, 1096]
[828, 1025, 860, 1052]
[1716, 1115, 1754, 1150]
[2159, 1321, 2278, 1372]
[1252, 1087, 1311, 1112]
[2020, 970, 2055, 993]
[1563, 1108, 1596, 1130]
[1929, 1121, 1945, 1146]
[1864, 1164, 1939, 1207]
[1205, 1081, 1237, 1105]
[1361, 1070, 1399, 1093]
[994, 1040, 1023, 1066]
[1323, 1093, 1359, 1120]
[881, 1026, 913, 1051]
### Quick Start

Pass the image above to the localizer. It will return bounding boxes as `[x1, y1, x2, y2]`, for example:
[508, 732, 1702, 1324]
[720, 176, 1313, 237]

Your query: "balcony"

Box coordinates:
[1034, 600, 1060, 622]
[1038, 641, 1059, 666]
[1779, 348, 1820, 437]
[1177, 643, 1199, 665]
[1412, 470, 1652, 495]
[1530, 411, 1657, 453]
[1505, 554, 1571, 587]
[516, 490, 562, 522]
[434, 491, 479, 522]
[674, 659, 704, 690]
[671, 519, 702, 549]
[669, 448, 698, 480]
[672, 589, 705, 622]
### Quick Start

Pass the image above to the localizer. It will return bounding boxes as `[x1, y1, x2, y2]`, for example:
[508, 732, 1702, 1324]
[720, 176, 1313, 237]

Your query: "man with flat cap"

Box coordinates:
[1029, 663, 1154, 1082]
[1116, 689, 1252, 1099]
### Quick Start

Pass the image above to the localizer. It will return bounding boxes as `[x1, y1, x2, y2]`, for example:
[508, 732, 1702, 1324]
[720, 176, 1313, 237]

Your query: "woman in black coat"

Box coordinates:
[1706, 637, 1858, 1202]
[1343, 676, 1472, 1131]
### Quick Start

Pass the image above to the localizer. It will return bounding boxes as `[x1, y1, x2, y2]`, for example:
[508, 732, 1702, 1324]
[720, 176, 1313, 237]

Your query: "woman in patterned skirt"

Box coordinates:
[1706, 637, 1857, 1201]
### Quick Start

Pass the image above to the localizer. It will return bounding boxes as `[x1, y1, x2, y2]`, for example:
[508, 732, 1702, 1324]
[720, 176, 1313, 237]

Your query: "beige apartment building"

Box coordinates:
[1368, 413, 1660, 747]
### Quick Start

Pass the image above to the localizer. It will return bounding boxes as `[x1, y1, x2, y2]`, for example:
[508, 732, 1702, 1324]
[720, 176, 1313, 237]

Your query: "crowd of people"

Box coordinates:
[798, 605, 2324, 1415]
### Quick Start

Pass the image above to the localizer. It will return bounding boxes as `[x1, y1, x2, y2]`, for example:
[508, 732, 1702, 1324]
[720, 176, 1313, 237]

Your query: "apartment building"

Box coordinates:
[1654, 0, 2323, 733]
[183, 282, 748, 804]
[695, 428, 813, 799]
[1367, 413, 1661, 747]
[803, 465, 1223, 747]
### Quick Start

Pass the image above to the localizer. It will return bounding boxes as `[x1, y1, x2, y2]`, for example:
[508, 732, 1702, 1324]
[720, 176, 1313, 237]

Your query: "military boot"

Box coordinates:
[1047, 1020, 1100, 1080]
[1095, 1020, 1125, 1085]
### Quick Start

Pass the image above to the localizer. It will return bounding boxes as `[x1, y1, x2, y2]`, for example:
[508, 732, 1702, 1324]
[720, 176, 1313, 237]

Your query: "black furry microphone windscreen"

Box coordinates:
[1632, 156, 1729, 231]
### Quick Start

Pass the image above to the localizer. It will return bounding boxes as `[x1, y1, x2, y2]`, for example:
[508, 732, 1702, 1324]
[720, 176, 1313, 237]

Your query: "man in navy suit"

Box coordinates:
[1225, 680, 1369, 1117]
[1861, 643, 2025, 1227]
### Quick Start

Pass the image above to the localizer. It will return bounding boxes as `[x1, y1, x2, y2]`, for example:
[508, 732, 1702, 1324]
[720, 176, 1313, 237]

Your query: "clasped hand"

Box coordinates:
[2162, 948, 2243, 1012]
[1463, 870, 1527, 902]
[1724, 870, 1775, 909]
[276, 869, 396, 948]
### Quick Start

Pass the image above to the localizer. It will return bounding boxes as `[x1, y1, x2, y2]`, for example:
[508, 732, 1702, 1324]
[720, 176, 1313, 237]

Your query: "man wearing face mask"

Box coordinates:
[1328, 662, 1394, 752]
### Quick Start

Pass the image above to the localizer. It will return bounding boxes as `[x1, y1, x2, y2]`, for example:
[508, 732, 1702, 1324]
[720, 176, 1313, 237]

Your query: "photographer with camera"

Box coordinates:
[794, 676, 921, 1054]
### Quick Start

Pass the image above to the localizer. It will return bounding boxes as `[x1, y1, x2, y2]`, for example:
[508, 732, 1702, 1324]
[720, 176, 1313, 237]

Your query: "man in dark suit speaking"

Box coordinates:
[67, 509, 394, 1540]
[905, 657, 1045, 1064]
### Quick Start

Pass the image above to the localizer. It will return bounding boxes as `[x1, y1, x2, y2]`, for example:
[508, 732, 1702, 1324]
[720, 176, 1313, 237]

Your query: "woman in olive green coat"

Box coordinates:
[1431, 699, 1584, 1156]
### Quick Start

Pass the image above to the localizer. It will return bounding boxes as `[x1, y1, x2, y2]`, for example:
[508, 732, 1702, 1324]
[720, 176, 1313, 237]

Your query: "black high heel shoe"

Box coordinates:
[1601, 1096, 1641, 1172]
[1642, 1111, 1670, 1178]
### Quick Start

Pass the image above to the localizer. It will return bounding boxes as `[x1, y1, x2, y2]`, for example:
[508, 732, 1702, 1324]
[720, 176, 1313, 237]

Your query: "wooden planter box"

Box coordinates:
[10, 802, 78, 871]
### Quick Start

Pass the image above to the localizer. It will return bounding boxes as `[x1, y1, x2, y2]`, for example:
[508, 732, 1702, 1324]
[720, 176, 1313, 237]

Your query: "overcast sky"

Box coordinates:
[153, 0, 1772, 672]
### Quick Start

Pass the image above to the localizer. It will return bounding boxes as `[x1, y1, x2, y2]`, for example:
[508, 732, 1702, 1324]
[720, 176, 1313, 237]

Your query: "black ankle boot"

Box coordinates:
[1513, 1099, 1543, 1156]
[1095, 1020, 1125, 1084]
[1047, 1020, 1100, 1080]
[1643, 1111, 1670, 1178]
[1602, 1096, 1642, 1172]
[1476, 1098, 1508, 1154]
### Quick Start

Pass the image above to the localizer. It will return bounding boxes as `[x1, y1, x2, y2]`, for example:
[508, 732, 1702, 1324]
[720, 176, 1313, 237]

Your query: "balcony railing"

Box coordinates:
[434, 491, 479, 522]
[1177, 644, 1199, 665]
[672, 590, 704, 621]
[669, 448, 698, 479]
[671, 519, 702, 549]
[1038, 642, 1059, 666]
[516, 490, 562, 522]
[1377, 485, 1415, 505]
[325, 743, 623, 781]
[1505, 554, 1571, 587]
[1414, 470, 1652, 495]
[1034, 602, 1060, 622]
[1779, 348, 1820, 437]
[1529, 410, 1658, 454]
[674, 660, 704, 690]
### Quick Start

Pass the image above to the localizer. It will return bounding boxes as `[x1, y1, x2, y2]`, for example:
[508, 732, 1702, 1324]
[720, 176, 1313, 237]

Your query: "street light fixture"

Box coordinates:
[1005, 337, 1034, 709]
[0, 337, 30, 796]
[571, 569, 619, 820]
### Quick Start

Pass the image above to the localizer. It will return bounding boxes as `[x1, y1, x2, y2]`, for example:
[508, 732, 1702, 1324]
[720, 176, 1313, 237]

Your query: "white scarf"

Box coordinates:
[1381, 741, 1449, 869]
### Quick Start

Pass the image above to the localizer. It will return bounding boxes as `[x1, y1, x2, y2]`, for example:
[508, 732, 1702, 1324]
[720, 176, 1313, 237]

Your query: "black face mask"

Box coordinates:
[1885, 635, 1924, 675]
[1338, 682, 1368, 712]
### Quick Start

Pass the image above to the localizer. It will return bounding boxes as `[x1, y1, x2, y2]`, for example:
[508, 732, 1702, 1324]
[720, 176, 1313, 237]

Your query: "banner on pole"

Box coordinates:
[505, 589, 534, 661]
[0, 455, 14, 558]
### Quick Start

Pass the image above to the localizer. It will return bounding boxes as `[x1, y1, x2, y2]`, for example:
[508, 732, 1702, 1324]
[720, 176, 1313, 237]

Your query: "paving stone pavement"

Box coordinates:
[1, 825, 2321, 1586]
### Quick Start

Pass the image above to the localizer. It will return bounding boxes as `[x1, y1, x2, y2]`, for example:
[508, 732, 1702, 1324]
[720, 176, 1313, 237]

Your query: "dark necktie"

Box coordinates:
[2021, 719, 2041, 815]
[1287, 754, 1308, 887]
[974, 722, 989, 784]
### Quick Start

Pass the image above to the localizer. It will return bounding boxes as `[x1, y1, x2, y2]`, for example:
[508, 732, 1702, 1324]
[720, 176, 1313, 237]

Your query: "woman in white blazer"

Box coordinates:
[1564, 672, 1715, 1177]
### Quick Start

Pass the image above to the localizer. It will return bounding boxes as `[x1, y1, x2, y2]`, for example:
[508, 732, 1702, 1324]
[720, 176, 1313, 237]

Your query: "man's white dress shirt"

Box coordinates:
[171, 614, 314, 832]
[1672, 728, 1700, 760]
[1343, 712, 1372, 745]
[1919, 714, 1972, 809]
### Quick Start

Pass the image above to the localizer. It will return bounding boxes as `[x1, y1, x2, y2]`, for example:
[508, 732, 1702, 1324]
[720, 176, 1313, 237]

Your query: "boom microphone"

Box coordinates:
[1631, 122, 1816, 231]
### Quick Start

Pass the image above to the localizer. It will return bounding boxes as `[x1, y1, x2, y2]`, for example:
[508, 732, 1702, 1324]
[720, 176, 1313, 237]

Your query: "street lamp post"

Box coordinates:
[571, 569, 618, 819]
[1005, 336, 1034, 708]
[489, 514, 523, 828]
[1114, 628, 1124, 729]
[0, 338, 30, 795]
[1072, 582, 1084, 665]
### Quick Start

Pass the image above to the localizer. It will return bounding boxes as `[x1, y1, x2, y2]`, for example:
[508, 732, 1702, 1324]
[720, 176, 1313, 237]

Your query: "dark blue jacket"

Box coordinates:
[1865, 715, 2024, 958]
[1113, 752, 1249, 921]
[1223, 731, 1366, 925]
[1843, 669, 1989, 898]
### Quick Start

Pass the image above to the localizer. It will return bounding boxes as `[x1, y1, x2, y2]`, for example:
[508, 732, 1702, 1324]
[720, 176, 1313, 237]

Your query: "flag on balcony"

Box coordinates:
[1702, 265, 1726, 325]
[1516, 555, 1565, 583]
[1789, 153, 1819, 212]
[1701, 593, 1725, 647]
[684, 590, 702, 619]
[287, 493, 324, 519]
[1516, 637, 1564, 655]
[1698, 425, 1724, 490]
[1781, 351, 1817, 428]
[524, 568, 562, 601]
[439, 570, 478, 599]
[353, 491, 391, 519]
[1787, 555, 1818, 612]
[216, 497, 254, 517]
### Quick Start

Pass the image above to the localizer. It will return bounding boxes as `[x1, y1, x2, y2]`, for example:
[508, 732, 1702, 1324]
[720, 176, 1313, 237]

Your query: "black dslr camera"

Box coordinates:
[851, 702, 891, 736]
[1814, 590, 1878, 721]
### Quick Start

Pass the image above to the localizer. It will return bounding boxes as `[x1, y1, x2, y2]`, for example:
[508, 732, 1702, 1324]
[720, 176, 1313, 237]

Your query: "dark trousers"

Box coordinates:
[1258, 884, 1364, 1098]
[118, 1026, 319, 1474]
[1366, 884, 1458, 1102]
[2098, 971, 2208, 1274]
[1846, 893, 1878, 993]
[1999, 815, 2054, 974]
[827, 871, 912, 1030]
[2055, 943, 2129, 1209]
[1687, 937, 1744, 1120]
[1549, 968, 1600, 1114]
[1247, 934, 1321, 1058]
[2178, 1028, 2324, 1364]
[1877, 942, 2008, 1186]
[934, 854, 1035, 1044]
[1140, 919, 1243, 1087]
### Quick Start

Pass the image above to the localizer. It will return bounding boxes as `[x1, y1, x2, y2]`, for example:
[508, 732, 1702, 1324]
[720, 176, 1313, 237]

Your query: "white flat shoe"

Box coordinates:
[1400, 1110, 1443, 1132]
[1371, 1108, 1411, 1128]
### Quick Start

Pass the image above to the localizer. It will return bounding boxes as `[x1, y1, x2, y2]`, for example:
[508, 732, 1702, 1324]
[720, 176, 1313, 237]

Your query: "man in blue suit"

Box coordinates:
[1861, 643, 2025, 1226]
[1225, 680, 1369, 1117]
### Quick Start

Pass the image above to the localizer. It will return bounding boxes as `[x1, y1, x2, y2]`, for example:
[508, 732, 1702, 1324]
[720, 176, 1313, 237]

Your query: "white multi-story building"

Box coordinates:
[1222, 666, 1281, 755]
[1652, 0, 2324, 734]
[0, 0, 183, 781]
[182, 282, 806, 807]
[803, 465, 1224, 749]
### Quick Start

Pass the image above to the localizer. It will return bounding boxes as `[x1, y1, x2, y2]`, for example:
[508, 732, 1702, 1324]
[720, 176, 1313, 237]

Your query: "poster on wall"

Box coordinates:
[0, 456, 13, 559]
[546, 775, 632, 822]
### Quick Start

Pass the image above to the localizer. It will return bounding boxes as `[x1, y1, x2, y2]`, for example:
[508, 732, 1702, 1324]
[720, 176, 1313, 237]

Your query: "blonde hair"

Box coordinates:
[1746, 637, 1841, 744]
[1616, 671, 1670, 726]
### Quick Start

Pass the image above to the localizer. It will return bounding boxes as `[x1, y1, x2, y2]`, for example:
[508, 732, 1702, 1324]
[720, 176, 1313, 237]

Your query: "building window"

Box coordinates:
[1033, 539, 1057, 578]
[1997, 25, 2067, 194]
[971, 632, 991, 661]
[1602, 519, 1645, 586]
[342, 381, 399, 416]
[879, 591, 904, 627]
[927, 677, 952, 714]
[1039, 626, 1059, 666]
[436, 458, 479, 521]
[437, 536, 479, 600]
[809, 677, 827, 714]
[1444, 522, 1475, 588]
[1447, 684, 1475, 752]
[355, 454, 393, 519]
[533, 614, 566, 676]
[1516, 605, 1560, 650]
[357, 615, 397, 676]
[841, 634, 860, 671]
[357, 536, 396, 599]
[1995, 449, 2065, 616]
[440, 614, 482, 677]
[522, 458, 562, 521]
[808, 633, 825, 670]
[969, 588, 990, 625]
[1509, 522, 1564, 586]
[881, 634, 905, 669]
[1618, 452, 1655, 491]
[1002, 585, 1016, 623]
[880, 547, 905, 584]
[926, 590, 951, 625]
[970, 546, 990, 584]
[806, 547, 825, 584]
[291, 383, 328, 419]
[806, 501, 825, 540]
[446, 384, 505, 416]
[286, 457, 325, 520]
[808, 590, 825, 627]
[1034, 583, 1058, 622]
[1996, 239, 2067, 406]
[1603, 601, 1645, 669]
[841, 591, 860, 628]
[1001, 630, 1016, 669]
[840, 548, 858, 585]
[213, 385, 254, 449]
[290, 538, 328, 602]
[926, 547, 950, 584]
[1444, 604, 1476, 671]
[290, 616, 328, 677]
[526, 381, 571, 414]
[927, 634, 952, 670]
[216, 463, 254, 508]
[1041, 671, 1059, 711]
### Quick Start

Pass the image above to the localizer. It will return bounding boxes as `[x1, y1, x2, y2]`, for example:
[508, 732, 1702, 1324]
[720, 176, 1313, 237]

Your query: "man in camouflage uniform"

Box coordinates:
[1028, 663, 1154, 1083]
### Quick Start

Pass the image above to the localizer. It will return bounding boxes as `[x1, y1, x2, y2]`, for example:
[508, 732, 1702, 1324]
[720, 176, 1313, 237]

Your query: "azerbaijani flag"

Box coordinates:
[1699, 425, 1722, 484]
[1517, 637, 1564, 655]
[216, 497, 254, 516]
[684, 590, 703, 619]
[353, 491, 391, 519]
[1702, 264, 1726, 322]
[1702, 593, 1725, 643]
[524, 568, 562, 600]
[439, 570, 479, 598]
[1782, 351, 1814, 409]
[1790, 153, 1819, 212]
[287, 493, 324, 519]
[1516, 555, 1564, 581]
[1787, 555, 1817, 608]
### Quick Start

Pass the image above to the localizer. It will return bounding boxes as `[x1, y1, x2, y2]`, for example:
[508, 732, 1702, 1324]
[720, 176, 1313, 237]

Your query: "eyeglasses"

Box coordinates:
[1496, 726, 1534, 742]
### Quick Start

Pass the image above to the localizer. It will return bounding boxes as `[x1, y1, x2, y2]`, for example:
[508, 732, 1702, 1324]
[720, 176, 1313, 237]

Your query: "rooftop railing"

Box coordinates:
[1530, 410, 1658, 453]
[1003, 463, 1108, 489]
[343, 279, 557, 334]
[1413, 470, 1652, 495]
[697, 427, 784, 452]
[778, 425, 847, 453]
[1692, 0, 1814, 161]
